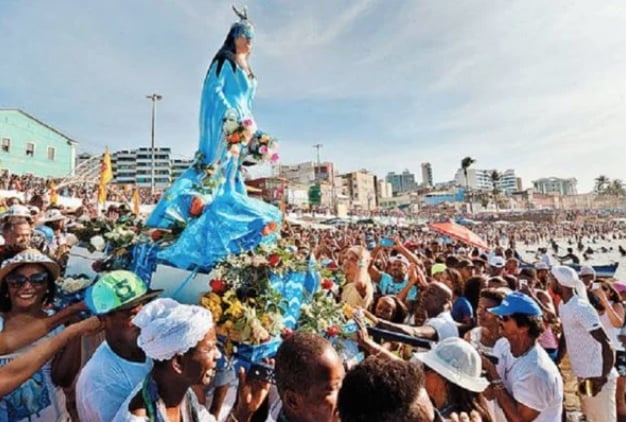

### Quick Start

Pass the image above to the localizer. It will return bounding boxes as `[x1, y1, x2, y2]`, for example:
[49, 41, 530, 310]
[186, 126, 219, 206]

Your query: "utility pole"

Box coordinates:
[313, 144, 323, 172]
[146, 93, 163, 197]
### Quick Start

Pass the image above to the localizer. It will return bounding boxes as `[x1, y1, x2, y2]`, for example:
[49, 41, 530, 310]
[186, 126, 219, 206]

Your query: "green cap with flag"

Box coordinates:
[85, 270, 162, 315]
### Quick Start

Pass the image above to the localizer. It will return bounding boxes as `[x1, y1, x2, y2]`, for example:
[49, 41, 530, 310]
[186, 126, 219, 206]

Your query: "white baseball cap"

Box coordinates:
[489, 256, 505, 268]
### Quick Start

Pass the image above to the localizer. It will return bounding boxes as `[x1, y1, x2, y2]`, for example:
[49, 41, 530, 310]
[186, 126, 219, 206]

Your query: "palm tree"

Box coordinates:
[608, 179, 626, 197]
[461, 157, 475, 213]
[594, 175, 610, 194]
[490, 170, 501, 209]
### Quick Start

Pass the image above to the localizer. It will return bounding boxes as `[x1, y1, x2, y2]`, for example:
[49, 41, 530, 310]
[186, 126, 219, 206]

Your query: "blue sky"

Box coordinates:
[0, 0, 625, 192]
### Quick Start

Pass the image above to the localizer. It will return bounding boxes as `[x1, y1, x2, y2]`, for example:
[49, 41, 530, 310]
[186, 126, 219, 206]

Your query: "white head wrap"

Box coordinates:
[133, 298, 214, 361]
[550, 265, 588, 301]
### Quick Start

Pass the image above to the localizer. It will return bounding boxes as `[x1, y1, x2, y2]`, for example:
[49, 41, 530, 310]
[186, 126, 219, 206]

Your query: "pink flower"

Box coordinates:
[270, 153, 280, 163]
[243, 119, 253, 127]
[259, 145, 269, 155]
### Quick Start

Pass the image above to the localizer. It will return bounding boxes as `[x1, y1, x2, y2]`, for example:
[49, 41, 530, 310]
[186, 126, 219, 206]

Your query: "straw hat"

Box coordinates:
[1, 205, 33, 222]
[0, 249, 60, 282]
[41, 209, 66, 223]
[413, 337, 489, 393]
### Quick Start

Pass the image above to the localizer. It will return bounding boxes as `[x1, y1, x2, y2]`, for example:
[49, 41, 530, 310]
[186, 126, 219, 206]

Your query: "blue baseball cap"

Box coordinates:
[488, 292, 542, 317]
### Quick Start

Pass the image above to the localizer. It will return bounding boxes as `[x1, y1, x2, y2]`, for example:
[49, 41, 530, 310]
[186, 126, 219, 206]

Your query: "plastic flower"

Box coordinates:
[321, 279, 334, 290]
[259, 145, 269, 155]
[270, 153, 280, 163]
[243, 119, 253, 127]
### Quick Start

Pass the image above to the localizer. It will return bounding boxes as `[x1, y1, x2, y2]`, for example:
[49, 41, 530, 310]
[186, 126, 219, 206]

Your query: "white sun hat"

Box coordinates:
[41, 208, 66, 223]
[1, 205, 33, 222]
[412, 337, 489, 393]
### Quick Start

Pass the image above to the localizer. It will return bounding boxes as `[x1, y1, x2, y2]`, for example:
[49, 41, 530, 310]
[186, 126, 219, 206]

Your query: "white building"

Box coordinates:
[111, 147, 192, 189]
[377, 179, 393, 199]
[532, 177, 577, 195]
[454, 168, 519, 194]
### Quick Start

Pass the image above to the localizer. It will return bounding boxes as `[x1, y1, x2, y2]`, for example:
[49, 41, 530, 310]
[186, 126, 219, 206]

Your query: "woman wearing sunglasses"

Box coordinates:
[0, 249, 86, 421]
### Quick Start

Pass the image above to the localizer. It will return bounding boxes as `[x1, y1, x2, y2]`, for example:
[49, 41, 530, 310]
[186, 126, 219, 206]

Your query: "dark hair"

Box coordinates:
[463, 276, 487, 313]
[479, 287, 508, 305]
[0, 264, 56, 312]
[376, 295, 408, 323]
[423, 365, 494, 421]
[2, 217, 31, 235]
[338, 357, 426, 422]
[519, 268, 537, 281]
[487, 277, 509, 288]
[511, 313, 544, 339]
[502, 274, 518, 291]
[445, 256, 460, 269]
[211, 23, 253, 79]
[600, 280, 622, 304]
[445, 268, 464, 297]
[275, 333, 334, 397]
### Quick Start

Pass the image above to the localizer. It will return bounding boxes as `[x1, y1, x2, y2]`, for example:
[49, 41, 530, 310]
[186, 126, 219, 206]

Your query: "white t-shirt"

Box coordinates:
[425, 311, 458, 342]
[600, 305, 625, 352]
[0, 313, 68, 422]
[76, 341, 153, 422]
[492, 338, 563, 422]
[112, 384, 215, 422]
[559, 295, 607, 378]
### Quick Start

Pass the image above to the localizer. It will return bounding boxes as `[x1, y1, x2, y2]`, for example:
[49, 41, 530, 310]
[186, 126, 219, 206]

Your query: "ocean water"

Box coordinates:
[518, 237, 626, 281]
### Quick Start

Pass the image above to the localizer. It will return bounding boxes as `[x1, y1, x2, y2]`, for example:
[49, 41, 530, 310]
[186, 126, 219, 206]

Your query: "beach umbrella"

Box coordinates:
[428, 221, 489, 251]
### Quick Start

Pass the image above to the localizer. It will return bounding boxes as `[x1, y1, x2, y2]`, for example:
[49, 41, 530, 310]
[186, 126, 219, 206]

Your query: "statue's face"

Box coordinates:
[235, 34, 252, 54]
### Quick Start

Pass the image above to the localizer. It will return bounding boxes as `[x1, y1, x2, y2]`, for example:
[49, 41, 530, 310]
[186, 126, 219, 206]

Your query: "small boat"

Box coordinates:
[567, 263, 619, 278]
[521, 262, 619, 278]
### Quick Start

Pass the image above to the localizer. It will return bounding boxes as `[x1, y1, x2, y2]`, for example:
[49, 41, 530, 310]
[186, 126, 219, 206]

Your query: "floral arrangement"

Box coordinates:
[297, 280, 353, 338]
[247, 131, 280, 164]
[200, 284, 285, 347]
[56, 274, 94, 295]
[209, 243, 310, 292]
[104, 225, 138, 252]
[71, 219, 116, 251]
[53, 273, 95, 311]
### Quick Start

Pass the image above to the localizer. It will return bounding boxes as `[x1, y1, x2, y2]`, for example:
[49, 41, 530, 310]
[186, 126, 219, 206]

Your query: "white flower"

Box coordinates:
[223, 109, 239, 133]
[90, 235, 106, 251]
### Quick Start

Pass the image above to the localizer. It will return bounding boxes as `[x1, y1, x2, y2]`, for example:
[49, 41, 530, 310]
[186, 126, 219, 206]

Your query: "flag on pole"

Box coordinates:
[97, 149, 113, 204]
[49, 182, 58, 205]
[132, 187, 141, 215]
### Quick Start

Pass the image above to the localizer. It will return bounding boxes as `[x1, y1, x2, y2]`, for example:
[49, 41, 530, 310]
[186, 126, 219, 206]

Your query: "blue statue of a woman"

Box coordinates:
[146, 7, 282, 271]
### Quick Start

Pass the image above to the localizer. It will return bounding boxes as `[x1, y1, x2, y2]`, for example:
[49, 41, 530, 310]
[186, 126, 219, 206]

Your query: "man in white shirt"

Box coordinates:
[374, 282, 458, 342]
[483, 292, 563, 422]
[550, 266, 617, 422]
[76, 270, 162, 422]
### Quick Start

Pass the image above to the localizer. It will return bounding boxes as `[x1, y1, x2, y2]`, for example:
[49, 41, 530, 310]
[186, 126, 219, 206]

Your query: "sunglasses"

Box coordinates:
[5, 272, 49, 288]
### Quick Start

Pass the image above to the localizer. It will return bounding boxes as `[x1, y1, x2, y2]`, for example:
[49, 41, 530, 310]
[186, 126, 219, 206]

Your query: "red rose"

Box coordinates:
[326, 261, 338, 270]
[209, 278, 227, 294]
[321, 278, 334, 290]
[280, 327, 294, 340]
[326, 325, 340, 337]
[150, 230, 163, 242]
[267, 254, 281, 267]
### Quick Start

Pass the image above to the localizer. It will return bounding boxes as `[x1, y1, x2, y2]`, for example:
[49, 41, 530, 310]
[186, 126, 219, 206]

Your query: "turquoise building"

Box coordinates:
[0, 109, 77, 177]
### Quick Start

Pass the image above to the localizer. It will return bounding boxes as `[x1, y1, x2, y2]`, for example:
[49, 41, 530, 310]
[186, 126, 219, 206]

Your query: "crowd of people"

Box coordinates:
[0, 192, 624, 421]
[0, 171, 161, 207]
[1, 4, 626, 419]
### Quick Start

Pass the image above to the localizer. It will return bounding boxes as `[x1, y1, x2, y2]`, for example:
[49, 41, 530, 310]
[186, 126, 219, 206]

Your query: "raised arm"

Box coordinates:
[0, 301, 86, 355]
[0, 317, 102, 397]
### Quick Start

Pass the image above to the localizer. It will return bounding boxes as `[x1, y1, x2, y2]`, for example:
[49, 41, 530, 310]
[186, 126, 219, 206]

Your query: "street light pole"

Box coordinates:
[146, 93, 162, 197]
